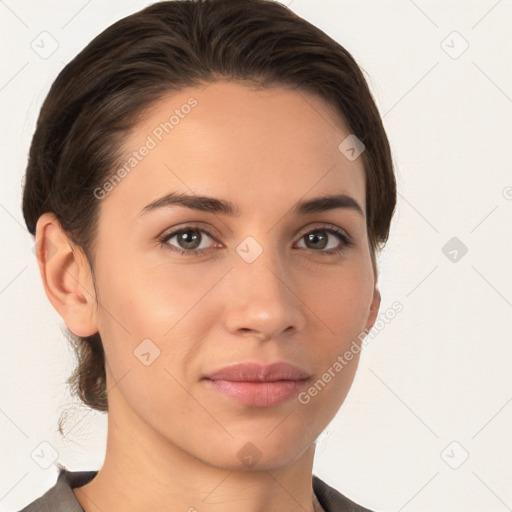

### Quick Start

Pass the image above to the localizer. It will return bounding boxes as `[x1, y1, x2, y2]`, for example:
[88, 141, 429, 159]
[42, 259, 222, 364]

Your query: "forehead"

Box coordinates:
[104, 80, 366, 220]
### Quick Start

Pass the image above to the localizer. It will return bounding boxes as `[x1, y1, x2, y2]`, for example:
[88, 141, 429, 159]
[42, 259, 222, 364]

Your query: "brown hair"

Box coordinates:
[22, 0, 396, 414]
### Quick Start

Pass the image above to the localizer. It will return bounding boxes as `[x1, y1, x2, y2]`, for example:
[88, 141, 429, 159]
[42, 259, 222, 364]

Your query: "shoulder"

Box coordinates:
[17, 469, 97, 512]
[313, 475, 376, 512]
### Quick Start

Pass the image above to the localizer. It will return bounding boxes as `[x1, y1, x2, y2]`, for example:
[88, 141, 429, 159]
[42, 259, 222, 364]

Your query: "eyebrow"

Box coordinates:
[137, 192, 364, 218]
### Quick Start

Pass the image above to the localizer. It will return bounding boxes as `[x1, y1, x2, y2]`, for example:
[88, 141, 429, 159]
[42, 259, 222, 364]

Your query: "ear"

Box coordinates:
[364, 286, 381, 333]
[34, 212, 98, 337]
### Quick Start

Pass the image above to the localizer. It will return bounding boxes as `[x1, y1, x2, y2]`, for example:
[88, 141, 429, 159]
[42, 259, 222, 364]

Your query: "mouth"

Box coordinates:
[202, 362, 310, 407]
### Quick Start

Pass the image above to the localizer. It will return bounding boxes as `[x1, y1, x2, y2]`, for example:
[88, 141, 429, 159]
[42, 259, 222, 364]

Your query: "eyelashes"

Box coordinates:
[158, 223, 354, 257]
[159, 226, 219, 255]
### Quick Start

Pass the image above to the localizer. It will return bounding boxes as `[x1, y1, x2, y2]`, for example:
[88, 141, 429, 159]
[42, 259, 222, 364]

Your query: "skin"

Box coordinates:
[36, 80, 381, 512]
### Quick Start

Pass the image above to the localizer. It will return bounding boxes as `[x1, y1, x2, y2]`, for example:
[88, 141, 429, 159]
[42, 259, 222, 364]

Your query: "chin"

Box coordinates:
[195, 432, 315, 472]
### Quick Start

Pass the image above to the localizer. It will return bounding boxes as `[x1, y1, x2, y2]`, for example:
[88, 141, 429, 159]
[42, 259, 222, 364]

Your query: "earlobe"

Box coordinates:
[365, 286, 381, 333]
[34, 213, 98, 337]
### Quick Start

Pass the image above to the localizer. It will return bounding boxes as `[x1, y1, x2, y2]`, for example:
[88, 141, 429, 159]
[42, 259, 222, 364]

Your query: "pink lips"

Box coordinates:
[203, 362, 310, 407]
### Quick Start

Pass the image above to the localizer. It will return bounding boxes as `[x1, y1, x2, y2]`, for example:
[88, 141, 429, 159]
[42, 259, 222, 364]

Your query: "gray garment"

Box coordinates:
[18, 469, 375, 512]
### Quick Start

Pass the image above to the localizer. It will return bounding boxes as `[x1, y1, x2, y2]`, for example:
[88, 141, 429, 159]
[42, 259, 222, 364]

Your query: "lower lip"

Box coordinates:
[204, 379, 309, 407]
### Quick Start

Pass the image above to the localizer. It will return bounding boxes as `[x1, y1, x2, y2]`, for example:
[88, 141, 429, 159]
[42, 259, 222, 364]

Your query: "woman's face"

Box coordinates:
[87, 80, 380, 469]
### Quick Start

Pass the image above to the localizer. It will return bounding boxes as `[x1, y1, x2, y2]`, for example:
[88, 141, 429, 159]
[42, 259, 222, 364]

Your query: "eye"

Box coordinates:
[159, 223, 354, 257]
[295, 224, 354, 255]
[159, 226, 219, 255]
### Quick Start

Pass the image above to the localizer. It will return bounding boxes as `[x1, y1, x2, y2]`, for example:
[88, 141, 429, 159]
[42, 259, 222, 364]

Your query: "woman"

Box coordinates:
[19, 0, 396, 510]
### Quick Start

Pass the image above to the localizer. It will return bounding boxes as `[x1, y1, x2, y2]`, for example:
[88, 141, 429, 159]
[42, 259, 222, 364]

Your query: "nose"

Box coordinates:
[222, 245, 306, 341]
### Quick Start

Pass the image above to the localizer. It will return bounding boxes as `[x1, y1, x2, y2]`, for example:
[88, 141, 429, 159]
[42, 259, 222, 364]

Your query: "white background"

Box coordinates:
[1, 0, 511, 511]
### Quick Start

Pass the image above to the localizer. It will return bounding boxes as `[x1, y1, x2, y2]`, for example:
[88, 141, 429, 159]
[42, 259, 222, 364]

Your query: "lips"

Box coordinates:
[204, 362, 310, 382]
[203, 362, 310, 407]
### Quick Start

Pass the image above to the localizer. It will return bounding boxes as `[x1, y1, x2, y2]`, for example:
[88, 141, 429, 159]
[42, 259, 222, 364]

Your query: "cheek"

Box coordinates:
[299, 265, 372, 410]
[93, 256, 226, 378]
[303, 259, 374, 339]
[95, 253, 216, 330]
[93, 265, 202, 420]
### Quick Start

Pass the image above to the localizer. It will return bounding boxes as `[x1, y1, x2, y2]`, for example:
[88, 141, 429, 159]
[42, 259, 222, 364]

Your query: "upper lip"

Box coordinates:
[204, 362, 310, 382]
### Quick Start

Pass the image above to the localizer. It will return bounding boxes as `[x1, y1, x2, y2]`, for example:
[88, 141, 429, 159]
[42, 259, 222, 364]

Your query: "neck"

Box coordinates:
[73, 391, 320, 512]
